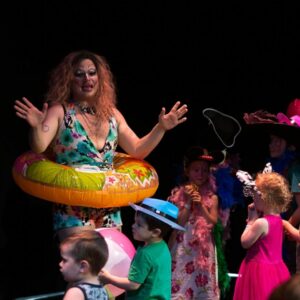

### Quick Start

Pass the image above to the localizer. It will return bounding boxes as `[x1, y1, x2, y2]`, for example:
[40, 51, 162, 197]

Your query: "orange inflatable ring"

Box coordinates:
[12, 151, 159, 208]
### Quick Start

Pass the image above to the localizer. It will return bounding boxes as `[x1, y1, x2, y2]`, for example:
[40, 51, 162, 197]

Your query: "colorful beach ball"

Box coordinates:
[96, 228, 136, 297]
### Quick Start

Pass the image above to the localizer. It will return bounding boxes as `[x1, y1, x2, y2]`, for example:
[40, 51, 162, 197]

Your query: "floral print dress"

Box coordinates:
[52, 103, 121, 231]
[169, 186, 220, 300]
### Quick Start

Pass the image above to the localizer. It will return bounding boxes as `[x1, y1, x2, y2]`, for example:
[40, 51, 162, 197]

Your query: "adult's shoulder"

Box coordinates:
[47, 103, 65, 122]
[112, 107, 122, 117]
[48, 102, 64, 112]
[112, 108, 126, 123]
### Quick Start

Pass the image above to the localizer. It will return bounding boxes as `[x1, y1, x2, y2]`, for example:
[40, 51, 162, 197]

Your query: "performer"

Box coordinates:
[14, 50, 188, 240]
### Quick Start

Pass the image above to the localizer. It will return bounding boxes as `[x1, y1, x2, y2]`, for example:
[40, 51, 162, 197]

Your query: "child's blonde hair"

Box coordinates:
[255, 172, 292, 213]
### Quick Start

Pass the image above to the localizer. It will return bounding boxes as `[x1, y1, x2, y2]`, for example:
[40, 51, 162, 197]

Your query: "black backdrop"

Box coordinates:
[2, 2, 300, 299]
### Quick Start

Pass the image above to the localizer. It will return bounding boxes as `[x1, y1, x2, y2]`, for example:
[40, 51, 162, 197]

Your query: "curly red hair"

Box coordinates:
[45, 50, 117, 121]
[255, 172, 293, 213]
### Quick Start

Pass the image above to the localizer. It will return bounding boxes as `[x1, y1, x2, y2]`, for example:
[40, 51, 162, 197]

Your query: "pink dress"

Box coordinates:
[233, 215, 290, 300]
[169, 186, 220, 300]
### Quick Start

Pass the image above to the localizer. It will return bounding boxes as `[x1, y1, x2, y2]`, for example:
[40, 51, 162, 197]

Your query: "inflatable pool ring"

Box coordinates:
[12, 151, 159, 208]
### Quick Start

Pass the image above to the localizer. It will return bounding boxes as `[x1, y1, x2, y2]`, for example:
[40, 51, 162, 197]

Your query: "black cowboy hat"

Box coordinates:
[243, 110, 300, 148]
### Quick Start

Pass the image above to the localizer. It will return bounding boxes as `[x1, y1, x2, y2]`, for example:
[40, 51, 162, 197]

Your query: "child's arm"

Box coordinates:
[283, 219, 300, 242]
[288, 193, 300, 226]
[185, 185, 218, 225]
[240, 203, 267, 249]
[168, 206, 189, 249]
[168, 230, 177, 250]
[241, 218, 268, 249]
[199, 194, 219, 225]
[99, 269, 141, 291]
[168, 186, 191, 249]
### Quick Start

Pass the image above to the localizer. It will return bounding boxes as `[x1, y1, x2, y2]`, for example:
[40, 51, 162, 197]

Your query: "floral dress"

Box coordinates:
[51, 103, 121, 231]
[169, 185, 220, 300]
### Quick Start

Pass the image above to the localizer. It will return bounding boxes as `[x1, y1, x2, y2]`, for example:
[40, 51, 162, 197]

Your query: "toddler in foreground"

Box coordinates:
[59, 230, 109, 300]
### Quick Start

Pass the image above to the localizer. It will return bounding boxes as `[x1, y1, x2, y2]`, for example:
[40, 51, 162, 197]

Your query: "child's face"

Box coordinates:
[269, 134, 287, 158]
[132, 213, 154, 243]
[186, 161, 210, 186]
[59, 244, 81, 283]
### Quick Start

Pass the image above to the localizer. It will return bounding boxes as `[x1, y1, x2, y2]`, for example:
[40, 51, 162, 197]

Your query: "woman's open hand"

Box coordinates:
[158, 101, 188, 131]
[14, 97, 48, 128]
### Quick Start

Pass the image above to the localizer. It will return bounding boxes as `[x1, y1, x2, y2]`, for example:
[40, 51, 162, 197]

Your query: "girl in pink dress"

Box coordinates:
[168, 146, 221, 300]
[233, 164, 292, 300]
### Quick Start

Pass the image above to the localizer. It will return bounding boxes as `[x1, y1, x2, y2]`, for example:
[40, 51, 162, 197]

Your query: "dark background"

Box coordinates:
[2, 2, 300, 299]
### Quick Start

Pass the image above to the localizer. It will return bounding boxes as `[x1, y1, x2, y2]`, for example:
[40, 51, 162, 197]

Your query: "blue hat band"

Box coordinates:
[141, 203, 177, 223]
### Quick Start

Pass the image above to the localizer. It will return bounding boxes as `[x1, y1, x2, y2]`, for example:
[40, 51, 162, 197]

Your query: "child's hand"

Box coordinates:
[183, 184, 195, 199]
[247, 203, 259, 224]
[98, 269, 111, 285]
[184, 184, 202, 204]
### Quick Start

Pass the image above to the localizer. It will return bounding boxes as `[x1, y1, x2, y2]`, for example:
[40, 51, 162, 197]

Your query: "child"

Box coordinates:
[168, 146, 222, 300]
[98, 197, 185, 300]
[233, 164, 292, 300]
[59, 230, 109, 300]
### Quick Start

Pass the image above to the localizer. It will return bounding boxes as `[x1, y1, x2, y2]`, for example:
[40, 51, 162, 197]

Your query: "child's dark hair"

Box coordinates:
[60, 230, 108, 275]
[137, 211, 172, 238]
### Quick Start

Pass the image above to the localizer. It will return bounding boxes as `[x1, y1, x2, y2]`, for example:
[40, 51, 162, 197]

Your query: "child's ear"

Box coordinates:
[152, 228, 161, 238]
[80, 260, 89, 273]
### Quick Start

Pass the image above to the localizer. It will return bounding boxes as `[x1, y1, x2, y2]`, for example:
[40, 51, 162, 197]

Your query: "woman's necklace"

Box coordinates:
[78, 103, 96, 115]
[79, 108, 100, 139]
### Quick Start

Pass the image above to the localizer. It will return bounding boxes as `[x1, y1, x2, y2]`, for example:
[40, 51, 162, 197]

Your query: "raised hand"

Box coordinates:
[247, 202, 259, 224]
[14, 97, 48, 128]
[158, 101, 188, 131]
[184, 184, 202, 204]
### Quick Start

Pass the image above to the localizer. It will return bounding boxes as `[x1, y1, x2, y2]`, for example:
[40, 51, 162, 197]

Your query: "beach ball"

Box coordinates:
[96, 228, 136, 297]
